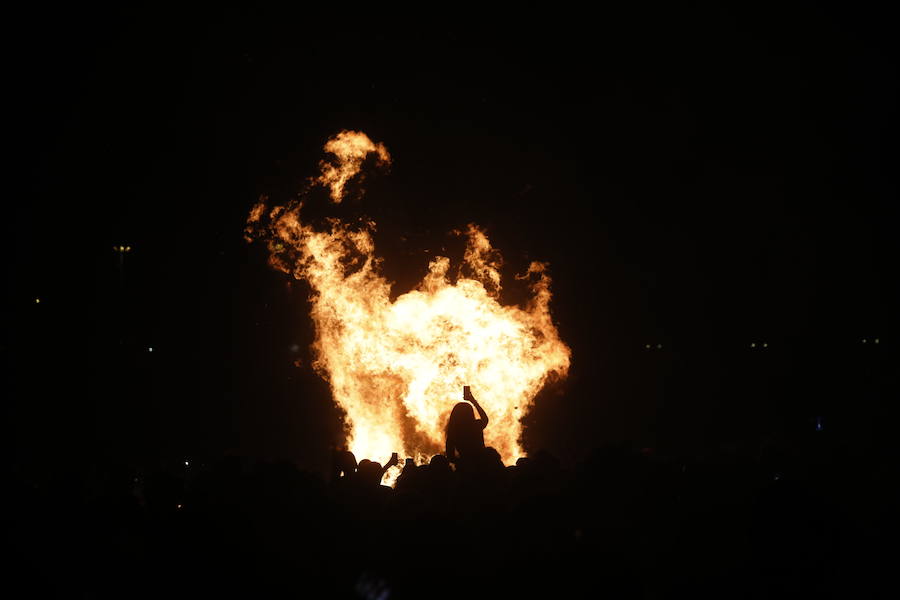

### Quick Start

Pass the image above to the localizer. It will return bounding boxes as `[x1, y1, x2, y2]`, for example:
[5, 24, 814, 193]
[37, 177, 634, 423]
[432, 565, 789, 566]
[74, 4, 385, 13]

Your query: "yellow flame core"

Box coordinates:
[249, 131, 570, 479]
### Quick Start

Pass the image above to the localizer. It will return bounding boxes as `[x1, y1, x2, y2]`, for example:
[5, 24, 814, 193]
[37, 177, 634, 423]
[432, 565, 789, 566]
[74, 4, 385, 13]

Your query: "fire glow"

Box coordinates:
[247, 131, 570, 476]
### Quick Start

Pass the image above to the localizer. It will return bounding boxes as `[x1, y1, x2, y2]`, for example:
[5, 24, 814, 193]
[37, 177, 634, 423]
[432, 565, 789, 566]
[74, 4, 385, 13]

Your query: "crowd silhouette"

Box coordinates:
[7, 387, 895, 599]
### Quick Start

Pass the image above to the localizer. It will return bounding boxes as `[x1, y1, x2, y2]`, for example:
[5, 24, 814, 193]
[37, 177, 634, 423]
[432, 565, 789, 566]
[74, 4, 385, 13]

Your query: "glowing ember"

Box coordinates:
[247, 131, 570, 477]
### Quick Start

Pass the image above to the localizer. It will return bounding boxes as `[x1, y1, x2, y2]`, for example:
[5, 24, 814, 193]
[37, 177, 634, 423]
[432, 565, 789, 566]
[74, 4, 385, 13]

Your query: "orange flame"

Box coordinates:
[314, 130, 391, 203]
[248, 131, 570, 479]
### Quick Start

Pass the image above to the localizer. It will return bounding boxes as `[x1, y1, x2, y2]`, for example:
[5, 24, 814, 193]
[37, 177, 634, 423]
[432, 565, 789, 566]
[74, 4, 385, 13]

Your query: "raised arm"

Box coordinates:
[464, 386, 489, 429]
[382, 452, 399, 474]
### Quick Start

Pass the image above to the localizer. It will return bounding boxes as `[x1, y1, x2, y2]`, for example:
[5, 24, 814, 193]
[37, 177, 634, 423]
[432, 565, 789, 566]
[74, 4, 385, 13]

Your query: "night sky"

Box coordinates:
[7, 5, 895, 474]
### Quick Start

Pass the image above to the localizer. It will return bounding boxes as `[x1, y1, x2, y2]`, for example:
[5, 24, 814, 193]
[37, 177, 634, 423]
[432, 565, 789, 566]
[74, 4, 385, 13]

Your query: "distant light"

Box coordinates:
[34, 298, 41, 304]
[656, 344, 662, 349]
[862, 338, 867, 344]
[763, 343, 768, 348]
[751, 343, 756, 348]
[645, 344, 651, 349]
[184, 460, 189, 466]
[874, 338, 880, 344]
[148, 347, 153, 352]
[176, 504, 182, 509]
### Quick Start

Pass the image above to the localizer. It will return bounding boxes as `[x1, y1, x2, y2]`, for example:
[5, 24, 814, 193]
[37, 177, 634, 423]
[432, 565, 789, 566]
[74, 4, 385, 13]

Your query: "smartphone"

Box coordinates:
[463, 385, 470, 398]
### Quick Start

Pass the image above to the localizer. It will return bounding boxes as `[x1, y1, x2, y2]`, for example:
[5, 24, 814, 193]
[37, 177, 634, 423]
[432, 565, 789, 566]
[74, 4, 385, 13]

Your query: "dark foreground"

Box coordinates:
[8, 436, 896, 599]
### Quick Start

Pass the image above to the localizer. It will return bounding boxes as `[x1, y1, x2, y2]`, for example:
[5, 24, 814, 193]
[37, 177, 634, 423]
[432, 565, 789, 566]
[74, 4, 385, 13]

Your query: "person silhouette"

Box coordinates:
[332, 449, 358, 483]
[445, 386, 489, 470]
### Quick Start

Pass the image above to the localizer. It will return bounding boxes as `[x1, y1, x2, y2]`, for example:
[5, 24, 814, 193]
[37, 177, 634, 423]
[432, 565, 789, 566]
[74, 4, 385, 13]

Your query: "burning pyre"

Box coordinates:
[246, 131, 570, 477]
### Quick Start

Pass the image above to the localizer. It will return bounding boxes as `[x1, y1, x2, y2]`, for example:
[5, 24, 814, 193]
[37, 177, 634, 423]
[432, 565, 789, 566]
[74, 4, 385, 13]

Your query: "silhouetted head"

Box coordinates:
[483, 447, 503, 467]
[446, 401, 476, 437]
[336, 450, 357, 477]
[429, 455, 453, 479]
[357, 460, 384, 487]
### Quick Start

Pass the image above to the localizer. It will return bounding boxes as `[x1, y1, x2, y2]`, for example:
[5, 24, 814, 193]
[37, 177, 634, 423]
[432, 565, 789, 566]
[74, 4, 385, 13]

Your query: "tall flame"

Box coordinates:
[248, 131, 570, 475]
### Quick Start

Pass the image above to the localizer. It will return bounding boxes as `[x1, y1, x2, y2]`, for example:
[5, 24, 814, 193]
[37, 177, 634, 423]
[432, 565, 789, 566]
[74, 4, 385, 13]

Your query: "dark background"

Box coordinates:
[6, 4, 894, 475]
